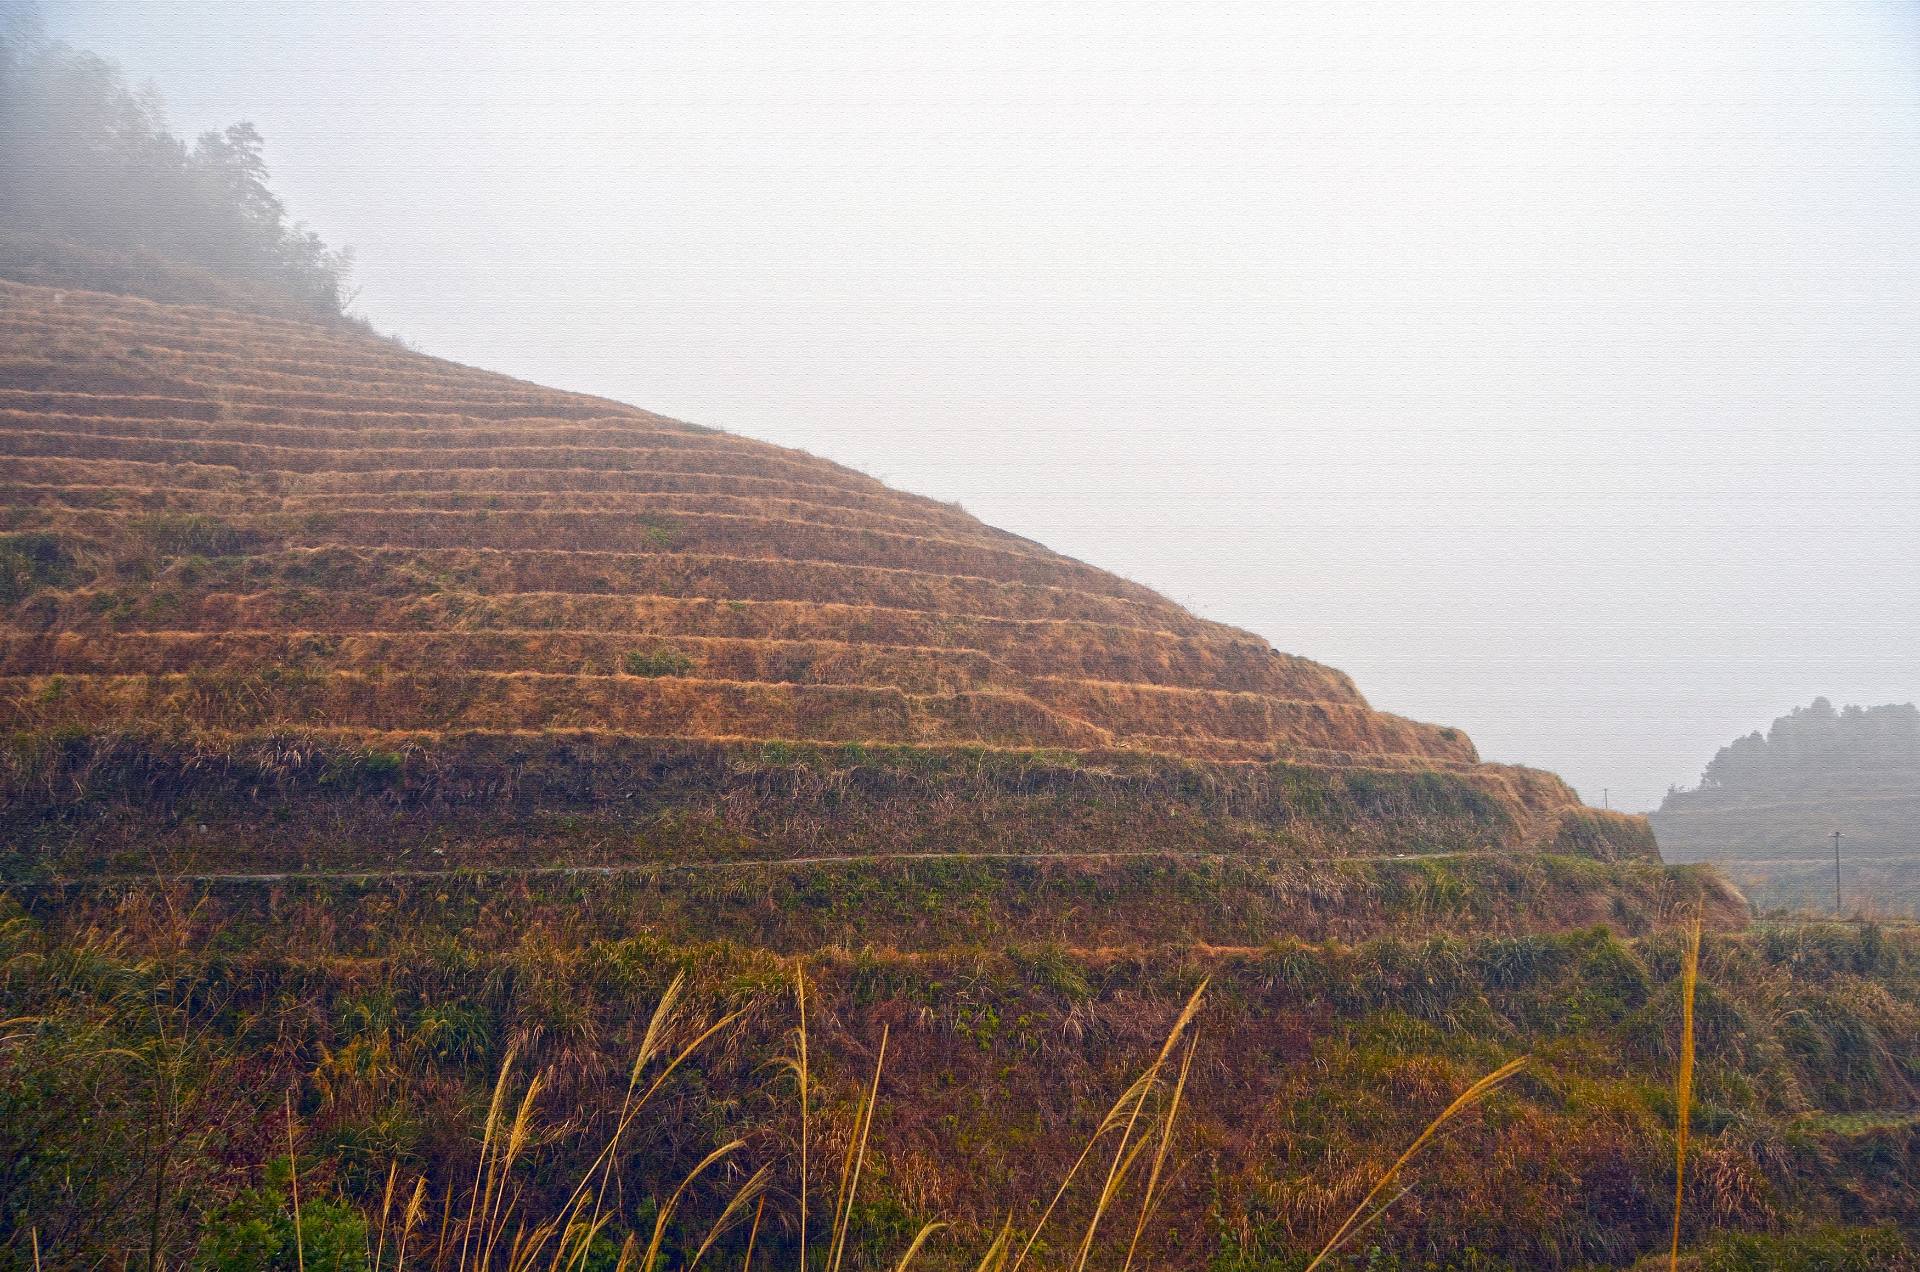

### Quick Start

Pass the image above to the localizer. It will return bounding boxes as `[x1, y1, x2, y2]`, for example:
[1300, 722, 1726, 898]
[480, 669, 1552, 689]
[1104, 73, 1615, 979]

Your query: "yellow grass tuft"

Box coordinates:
[1670, 905, 1704, 1270]
[1304, 1054, 1531, 1272]
[1011, 978, 1208, 1272]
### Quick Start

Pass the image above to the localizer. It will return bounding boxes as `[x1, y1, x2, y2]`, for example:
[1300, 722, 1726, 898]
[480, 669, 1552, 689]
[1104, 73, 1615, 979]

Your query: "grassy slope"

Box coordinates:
[0, 275, 1548, 781]
[7, 276, 1867, 1267]
[3, 901, 1917, 1270]
[1, 733, 1687, 948]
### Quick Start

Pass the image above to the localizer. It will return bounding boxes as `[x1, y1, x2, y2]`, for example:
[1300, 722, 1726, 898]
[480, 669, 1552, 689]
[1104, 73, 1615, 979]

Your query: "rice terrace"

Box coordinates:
[3, 6, 1920, 1271]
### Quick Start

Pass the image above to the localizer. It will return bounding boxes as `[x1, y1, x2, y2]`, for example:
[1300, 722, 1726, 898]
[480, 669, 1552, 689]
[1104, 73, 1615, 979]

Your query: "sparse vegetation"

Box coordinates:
[625, 647, 695, 678]
[0, 530, 73, 602]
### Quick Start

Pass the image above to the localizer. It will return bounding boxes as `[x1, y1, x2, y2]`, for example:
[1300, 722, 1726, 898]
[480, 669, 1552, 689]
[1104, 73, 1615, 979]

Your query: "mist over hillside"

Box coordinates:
[1665, 699, 1919, 802]
[1654, 698, 1920, 915]
[0, 3, 349, 315]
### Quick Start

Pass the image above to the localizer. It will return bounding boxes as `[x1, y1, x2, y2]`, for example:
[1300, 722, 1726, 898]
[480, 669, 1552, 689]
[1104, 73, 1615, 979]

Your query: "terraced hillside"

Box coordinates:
[25, 279, 1898, 1272]
[0, 279, 1483, 762]
[0, 277, 1679, 941]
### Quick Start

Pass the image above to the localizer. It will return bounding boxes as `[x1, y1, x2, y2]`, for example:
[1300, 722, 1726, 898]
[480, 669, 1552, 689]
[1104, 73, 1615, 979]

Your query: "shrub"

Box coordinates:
[625, 647, 695, 678]
[0, 531, 75, 603]
[196, 1161, 369, 1272]
[319, 749, 404, 792]
[138, 514, 255, 558]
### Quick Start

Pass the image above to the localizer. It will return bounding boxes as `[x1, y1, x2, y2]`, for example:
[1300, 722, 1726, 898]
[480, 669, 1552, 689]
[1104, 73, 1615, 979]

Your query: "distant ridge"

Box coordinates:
[1655, 698, 1920, 915]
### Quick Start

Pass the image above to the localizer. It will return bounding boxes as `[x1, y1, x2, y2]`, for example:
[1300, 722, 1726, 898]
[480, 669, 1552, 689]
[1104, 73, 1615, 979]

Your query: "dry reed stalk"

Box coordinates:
[1069, 1087, 1161, 1272]
[1670, 907, 1704, 1271]
[687, 1164, 771, 1269]
[1122, 1033, 1198, 1272]
[892, 1222, 947, 1270]
[373, 1160, 399, 1272]
[547, 1213, 612, 1272]
[640, 1140, 744, 1272]
[828, 1024, 890, 1272]
[971, 1220, 1014, 1272]
[1010, 980, 1207, 1272]
[794, 965, 810, 1272]
[433, 1182, 455, 1271]
[285, 1091, 305, 1272]
[742, 1196, 765, 1272]
[396, 1177, 427, 1272]
[1304, 1055, 1530, 1272]
[478, 1072, 548, 1270]
[570, 971, 746, 1245]
[564, 962, 681, 1246]
[458, 1045, 519, 1272]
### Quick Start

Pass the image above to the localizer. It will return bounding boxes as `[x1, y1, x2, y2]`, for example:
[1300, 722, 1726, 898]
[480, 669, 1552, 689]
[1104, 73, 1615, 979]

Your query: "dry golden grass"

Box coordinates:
[1304, 1055, 1531, 1272]
[5, 482, 1005, 541]
[0, 431, 886, 485]
[0, 391, 224, 420]
[0, 629, 1008, 694]
[1, 468, 975, 523]
[1029, 679, 1476, 761]
[4, 667, 1539, 767]
[0, 669, 1126, 750]
[0, 412, 732, 451]
[1670, 907, 1704, 1270]
[278, 967, 1219, 1271]
[0, 276, 1619, 823]
[12, 588, 1287, 684]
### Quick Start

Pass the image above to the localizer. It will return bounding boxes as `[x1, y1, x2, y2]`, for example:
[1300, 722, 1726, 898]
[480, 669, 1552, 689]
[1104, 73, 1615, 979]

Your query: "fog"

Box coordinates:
[44, 0, 1920, 810]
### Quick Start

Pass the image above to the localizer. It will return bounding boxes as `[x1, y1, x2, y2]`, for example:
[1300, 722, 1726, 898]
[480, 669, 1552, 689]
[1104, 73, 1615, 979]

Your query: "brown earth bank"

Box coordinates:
[0, 733, 1690, 945]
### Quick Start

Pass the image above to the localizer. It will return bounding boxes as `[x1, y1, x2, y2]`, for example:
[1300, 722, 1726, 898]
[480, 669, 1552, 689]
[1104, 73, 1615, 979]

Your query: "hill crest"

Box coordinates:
[0, 277, 1687, 941]
[2, 278, 1498, 767]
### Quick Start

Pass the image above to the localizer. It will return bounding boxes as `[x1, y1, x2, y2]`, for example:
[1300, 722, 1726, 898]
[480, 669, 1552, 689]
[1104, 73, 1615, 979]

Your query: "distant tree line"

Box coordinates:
[1663, 698, 1920, 807]
[0, 5, 350, 315]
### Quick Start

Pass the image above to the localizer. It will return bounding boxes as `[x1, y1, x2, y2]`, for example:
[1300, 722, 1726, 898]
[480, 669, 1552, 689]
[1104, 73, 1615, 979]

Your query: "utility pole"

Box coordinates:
[1832, 829, 1844, 916]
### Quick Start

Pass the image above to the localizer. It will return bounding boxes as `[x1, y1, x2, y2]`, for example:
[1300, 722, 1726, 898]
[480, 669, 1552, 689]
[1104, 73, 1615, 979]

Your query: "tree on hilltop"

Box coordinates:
[0, 4, 351, 315]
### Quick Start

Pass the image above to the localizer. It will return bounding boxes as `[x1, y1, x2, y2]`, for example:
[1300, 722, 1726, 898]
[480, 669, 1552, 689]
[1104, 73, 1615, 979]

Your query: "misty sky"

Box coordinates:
[43, 0, 1920, 811]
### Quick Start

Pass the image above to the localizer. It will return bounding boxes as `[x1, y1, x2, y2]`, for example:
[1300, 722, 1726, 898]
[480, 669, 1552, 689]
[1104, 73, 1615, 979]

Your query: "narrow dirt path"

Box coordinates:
[7, 846, 1503, 888]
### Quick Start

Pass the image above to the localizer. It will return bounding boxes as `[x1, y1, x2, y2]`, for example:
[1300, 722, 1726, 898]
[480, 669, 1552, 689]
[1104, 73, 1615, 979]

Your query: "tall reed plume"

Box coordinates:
[1304, 1055, 1530, 1272]
[1669, 906, 1704, 1271]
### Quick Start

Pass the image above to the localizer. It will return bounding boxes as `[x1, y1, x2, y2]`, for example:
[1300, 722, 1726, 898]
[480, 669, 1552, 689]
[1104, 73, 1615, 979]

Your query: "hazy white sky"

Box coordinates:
[47, 0, 1920, 810]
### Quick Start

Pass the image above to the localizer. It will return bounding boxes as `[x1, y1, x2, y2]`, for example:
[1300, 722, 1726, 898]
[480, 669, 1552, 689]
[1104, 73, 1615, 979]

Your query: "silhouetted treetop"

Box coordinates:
[0, 8, 350, 315]
[1662, 699, 1920, 809]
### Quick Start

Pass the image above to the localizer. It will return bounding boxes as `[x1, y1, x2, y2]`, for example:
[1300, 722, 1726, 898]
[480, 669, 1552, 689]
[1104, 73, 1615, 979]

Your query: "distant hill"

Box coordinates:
[1653, 698, 1920, 915]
